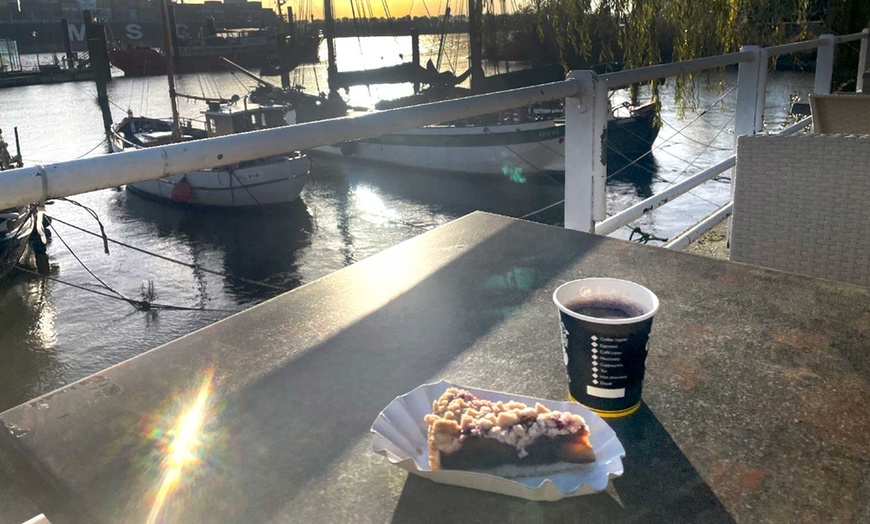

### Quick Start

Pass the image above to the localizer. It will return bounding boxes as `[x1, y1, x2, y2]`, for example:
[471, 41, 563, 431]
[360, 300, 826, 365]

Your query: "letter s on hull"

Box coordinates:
[127, 24, 143, 41]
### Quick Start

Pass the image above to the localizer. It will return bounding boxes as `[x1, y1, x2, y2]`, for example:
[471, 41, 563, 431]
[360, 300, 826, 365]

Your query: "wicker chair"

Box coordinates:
[810, 93, 870, 134]
[730, 134, 870, 287]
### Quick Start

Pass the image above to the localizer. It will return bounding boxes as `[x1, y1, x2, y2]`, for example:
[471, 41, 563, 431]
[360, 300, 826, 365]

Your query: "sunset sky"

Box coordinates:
[256, 0, 525, 21]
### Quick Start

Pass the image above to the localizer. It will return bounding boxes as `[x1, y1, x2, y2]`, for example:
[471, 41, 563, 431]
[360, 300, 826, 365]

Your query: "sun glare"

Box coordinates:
[145, 367, 216, 524]
[352, 185, 399, 225]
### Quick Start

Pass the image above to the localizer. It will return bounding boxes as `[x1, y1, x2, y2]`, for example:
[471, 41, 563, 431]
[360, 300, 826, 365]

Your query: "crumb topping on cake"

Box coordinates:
[424, 387, 590, 459]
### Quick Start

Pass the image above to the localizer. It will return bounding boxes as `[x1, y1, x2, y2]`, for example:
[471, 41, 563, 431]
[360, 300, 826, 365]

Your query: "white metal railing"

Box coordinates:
[567, 30, 870, 239]
[659, 113, 812, 250]
[663, 202, 734, 250]
[595, 157, 736, 236]
[0, 81, 578, 210]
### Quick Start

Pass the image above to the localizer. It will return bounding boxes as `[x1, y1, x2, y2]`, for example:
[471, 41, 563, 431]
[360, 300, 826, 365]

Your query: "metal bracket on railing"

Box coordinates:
[35, 164, 49, 205]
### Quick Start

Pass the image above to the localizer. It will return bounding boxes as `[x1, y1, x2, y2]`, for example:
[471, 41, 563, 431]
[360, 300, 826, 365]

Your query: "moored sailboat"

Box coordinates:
[0, 127, 41, 282]
[298, 0, 658, 176]
[111, 0, 308, 208]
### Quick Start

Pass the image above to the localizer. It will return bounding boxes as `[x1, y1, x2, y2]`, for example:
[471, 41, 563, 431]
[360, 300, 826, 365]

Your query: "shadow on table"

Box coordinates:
[107, 214, 607, 522]
[391, 405, 733, 524]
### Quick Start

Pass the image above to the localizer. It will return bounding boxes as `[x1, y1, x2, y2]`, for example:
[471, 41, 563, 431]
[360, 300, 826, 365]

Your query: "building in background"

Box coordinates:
[0, 0, 280, 51]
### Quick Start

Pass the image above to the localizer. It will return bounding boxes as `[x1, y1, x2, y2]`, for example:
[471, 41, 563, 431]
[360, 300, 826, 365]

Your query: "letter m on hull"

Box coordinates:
[68, 24, 86, 42]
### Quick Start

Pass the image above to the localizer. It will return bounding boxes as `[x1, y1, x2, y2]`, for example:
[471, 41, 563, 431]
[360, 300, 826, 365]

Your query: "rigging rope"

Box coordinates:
[606, 85, 737, 180]
[75, 138, 108, 160]
[47, 215, 288, 292]
[7, 264, 240, 313]
[48, 223, 133, 304]
[659, 112, 736, 192]
[55, 198, 110, 254]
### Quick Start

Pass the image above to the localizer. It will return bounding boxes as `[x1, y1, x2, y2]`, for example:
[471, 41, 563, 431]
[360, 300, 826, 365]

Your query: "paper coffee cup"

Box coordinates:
[553, 278, 659, 417]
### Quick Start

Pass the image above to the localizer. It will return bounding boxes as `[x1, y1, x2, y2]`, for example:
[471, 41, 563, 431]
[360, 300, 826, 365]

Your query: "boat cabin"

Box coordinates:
[203, 102, 287, 137]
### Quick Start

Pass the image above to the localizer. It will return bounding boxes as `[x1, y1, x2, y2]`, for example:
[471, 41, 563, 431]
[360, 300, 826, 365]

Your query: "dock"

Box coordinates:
[0, 68, 95, 89]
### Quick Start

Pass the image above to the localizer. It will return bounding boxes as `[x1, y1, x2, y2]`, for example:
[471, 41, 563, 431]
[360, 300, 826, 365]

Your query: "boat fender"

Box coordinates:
[340, 141, 358, 156]
[171, 177, 194, 203]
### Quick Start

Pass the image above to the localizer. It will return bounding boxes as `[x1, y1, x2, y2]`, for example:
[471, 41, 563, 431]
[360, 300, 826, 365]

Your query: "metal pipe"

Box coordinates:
[0, 80, 581, 210]
[595, 156, 736, 236]
[778, 116, 813, 136]
[602, 51, 755, 89]
[755, 48, 770, 133]
[764, 40, 820, 56]
[857, 29, 869, 93]
[834, 32, 867, 43]
[664, 202, 733, 250]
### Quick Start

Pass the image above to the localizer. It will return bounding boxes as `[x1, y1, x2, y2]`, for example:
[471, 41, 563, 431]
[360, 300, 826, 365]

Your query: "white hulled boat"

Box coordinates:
[111, 103, 308, 207]
[111, 0, 308, 208]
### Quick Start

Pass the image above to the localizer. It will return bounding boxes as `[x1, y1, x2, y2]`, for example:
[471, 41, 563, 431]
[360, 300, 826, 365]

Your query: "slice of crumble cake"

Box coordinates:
[423, 387, 595, 477]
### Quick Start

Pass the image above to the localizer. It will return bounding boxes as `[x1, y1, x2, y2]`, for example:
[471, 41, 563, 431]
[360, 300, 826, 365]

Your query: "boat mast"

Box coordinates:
[467, 0, 484, 94]
[324, 0, 337, 92]
[159, 0, 182, 141]
[435, 4, 451, 71]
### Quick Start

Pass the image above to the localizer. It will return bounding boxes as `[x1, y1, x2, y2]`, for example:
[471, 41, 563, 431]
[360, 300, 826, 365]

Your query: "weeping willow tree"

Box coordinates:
[526, 0, 868, 111]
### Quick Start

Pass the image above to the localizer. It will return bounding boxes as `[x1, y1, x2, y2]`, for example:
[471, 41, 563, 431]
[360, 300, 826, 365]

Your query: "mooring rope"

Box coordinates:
[6, 264, 241, 313]
[48, 215, 288, 292]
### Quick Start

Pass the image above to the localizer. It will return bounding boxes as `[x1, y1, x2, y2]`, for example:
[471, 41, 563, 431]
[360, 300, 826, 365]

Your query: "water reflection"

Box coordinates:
[113, 190, 314, 303]
[606, 153, 660, 198]
[316, 160, 565, 223]
[0, 275, 63, 411]
[352, 184, 400, 226]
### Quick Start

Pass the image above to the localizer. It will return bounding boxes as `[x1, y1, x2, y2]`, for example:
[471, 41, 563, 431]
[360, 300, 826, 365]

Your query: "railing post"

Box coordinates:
[730, 45, 763, 246]
[814, 34, 835, 94]
[857, 28, 869, 93]
[755, 48, 770, 133]
[734, 45, 763, 151]
[564, 70, 605, 233]
[591, 76, 608, 223]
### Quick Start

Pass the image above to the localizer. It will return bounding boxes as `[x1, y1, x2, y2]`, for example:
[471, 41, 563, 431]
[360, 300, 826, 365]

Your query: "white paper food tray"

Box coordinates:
[371, 380, 626, 501]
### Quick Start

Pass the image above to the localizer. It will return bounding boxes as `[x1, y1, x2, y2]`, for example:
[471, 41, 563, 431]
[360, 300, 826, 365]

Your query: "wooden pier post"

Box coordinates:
[60, 19, 75, 69]
[278, 35, 291, 90]
[324, 0, 337, 93]
[84, 11, 113, 136]
[411, 28, 420, 94]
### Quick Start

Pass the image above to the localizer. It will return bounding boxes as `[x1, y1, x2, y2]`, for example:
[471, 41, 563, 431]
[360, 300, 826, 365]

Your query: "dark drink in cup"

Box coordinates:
[553, 278, 659, 417]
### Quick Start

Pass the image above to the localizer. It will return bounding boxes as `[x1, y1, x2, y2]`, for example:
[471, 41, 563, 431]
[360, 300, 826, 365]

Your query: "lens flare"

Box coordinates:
[502, 164, 527, 183]
[145, 367, 215, 524]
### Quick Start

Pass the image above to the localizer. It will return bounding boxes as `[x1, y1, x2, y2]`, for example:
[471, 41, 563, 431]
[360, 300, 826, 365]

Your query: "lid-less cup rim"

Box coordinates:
[553, 277, 660, 325]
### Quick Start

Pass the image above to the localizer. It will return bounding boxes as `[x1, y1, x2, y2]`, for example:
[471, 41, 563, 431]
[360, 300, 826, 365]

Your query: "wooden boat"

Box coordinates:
[111, 103, 308, 207]
[0, 128, 37, 281]
[0, 207, 35, 281]
[109, 17, 322, 78]
[111, 0, 308, 208]
[312, 102, 657, 176]
[294, 0, 658, 176]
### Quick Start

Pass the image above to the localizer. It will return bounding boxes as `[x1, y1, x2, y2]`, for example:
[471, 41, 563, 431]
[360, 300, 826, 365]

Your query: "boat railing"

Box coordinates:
[0, 30, 866, 249]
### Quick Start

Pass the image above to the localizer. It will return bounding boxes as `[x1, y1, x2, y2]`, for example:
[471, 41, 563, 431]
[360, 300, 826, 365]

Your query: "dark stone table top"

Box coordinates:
[2, 212, 869, 523]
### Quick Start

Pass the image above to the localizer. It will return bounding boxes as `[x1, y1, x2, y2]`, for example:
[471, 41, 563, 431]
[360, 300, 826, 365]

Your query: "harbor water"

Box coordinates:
[0, 35, 814, 415]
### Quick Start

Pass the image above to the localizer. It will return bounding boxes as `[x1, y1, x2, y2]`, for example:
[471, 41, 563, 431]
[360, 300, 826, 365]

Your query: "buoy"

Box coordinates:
[171, 177, 193, 202]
